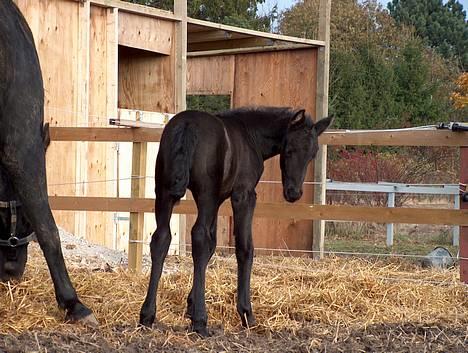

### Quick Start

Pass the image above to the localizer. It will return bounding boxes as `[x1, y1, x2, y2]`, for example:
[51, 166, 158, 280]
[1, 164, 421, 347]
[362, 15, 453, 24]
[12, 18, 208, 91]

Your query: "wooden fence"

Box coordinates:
[48, 126, 468, 282]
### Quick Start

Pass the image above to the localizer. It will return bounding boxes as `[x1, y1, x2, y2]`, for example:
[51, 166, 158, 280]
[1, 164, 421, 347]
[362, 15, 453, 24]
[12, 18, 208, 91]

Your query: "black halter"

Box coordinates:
[0, 200, 35, 248]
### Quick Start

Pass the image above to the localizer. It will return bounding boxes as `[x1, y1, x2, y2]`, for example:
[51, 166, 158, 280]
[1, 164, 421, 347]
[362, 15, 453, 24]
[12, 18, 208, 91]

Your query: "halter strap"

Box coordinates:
[0, 200, 34, 248]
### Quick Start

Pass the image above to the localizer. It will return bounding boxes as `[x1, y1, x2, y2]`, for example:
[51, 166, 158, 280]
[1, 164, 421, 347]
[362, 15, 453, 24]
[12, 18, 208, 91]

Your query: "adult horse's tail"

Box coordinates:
[160, 120, 197, 200]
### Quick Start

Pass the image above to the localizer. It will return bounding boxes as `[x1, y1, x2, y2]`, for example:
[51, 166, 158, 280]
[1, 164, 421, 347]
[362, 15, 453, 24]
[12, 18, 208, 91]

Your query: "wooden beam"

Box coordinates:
[187, 17, 325, 47]
[188, 37, 277, 52]
[128, 113, 147, 273]
[174, 0, 188, 256]
[89, 0, 181, 21]
[313, 0, 332, 259]
[48, 127, 468, 146]
[49, 127, 163, 142]
[319, 130, 468, 147]
[187, 44, 315, 56]
[48, 196, 468, 226]
[188, 29, 240, 43]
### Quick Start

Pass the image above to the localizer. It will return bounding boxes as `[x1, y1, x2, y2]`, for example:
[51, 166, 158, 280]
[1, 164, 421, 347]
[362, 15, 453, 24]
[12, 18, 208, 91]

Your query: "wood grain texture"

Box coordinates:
[187, 55, 235, 95]
[233, 48, 318, 252]
[48, 196, 468, 226]
[118, 47, 175, 113]
[119, 12, 173, 55]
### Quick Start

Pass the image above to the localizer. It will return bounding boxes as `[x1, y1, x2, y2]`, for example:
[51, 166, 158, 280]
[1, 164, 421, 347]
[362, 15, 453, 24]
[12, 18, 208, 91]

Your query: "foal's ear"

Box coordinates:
[313, 116, 333, 136]
[289, 109, 306, 127]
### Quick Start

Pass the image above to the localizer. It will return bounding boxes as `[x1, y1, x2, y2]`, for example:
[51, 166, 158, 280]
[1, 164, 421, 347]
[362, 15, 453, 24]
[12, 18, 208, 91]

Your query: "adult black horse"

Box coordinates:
[0, 0, 95, 324]
[140, 107, 332, 336]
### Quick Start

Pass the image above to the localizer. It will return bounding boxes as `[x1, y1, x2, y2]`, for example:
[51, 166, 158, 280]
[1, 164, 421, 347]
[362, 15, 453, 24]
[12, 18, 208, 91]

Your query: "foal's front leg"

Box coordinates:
[231, 189, 256, 327]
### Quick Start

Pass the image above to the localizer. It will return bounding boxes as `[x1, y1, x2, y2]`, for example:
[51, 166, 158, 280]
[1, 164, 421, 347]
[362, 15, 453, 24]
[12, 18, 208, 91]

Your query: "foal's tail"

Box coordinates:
[165, 121, 197, 199]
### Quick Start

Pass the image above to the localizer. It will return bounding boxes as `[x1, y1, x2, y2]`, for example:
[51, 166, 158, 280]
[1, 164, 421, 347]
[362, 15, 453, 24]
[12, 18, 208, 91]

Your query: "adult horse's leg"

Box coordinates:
[189, 195, 219, 336]
[0, 131, 95, 323]
[231, 189, 256, 327]
[139, 192, 176, 327]
[186, 217, 217, 320]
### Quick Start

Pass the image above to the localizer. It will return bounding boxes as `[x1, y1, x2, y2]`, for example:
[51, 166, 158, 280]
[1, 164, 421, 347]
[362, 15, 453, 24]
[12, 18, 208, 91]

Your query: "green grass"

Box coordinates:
[325, 229, 459, 259]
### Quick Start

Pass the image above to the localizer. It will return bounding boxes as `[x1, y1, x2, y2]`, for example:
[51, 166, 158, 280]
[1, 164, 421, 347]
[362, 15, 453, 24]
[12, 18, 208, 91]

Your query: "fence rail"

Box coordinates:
[326, 181, 461, 246]
[49, 127, 468, 146]
[46, 125, 468, 282]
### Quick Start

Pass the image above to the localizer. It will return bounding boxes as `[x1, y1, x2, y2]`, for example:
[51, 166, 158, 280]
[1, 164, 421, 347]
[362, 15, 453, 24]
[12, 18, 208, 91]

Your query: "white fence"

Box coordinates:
[326, 181, 460, 246]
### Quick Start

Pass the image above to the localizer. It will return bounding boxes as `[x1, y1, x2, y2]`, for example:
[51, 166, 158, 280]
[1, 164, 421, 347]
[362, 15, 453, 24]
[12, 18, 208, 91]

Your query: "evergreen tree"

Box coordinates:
[388, 0, 468, 70]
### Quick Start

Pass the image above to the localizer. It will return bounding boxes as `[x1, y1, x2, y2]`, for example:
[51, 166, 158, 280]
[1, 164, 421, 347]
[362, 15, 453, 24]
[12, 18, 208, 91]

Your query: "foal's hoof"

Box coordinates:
[240, 314, 256, 329]
[139, 313, 155, 328]
[190, 323, 211, 338]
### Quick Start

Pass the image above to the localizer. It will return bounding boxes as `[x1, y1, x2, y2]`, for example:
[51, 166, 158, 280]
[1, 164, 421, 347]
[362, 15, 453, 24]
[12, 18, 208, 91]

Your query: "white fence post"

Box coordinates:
[386, 191, 395, 247]
[453, 194, 460, 246]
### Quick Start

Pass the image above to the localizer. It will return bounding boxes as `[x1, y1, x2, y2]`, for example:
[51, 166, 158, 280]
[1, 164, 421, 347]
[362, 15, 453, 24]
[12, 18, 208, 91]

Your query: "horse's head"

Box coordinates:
[0, 123, 50, 282]
[280, 110, 332, 203]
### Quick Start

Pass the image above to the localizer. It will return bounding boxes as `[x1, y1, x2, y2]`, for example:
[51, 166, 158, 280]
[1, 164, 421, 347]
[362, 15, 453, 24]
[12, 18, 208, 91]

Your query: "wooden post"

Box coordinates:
[312, 0, 331, 259]
[453, 194, 460, 246]
[460, 147, 468, 283]
[174, 0, 188, 256]
[386, 192, 395, 247]
[128, 112, 147, 272]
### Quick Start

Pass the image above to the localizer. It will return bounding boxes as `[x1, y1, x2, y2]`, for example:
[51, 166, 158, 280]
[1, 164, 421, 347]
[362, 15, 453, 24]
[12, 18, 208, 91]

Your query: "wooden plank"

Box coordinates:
[48, 196, 468, 226]
[319, 130, 468, 147]
[313, 0, 332, 259]
[233, 49, 318, 252]
[460, 147, 468, 283]
[119, 12, 173, 55]
[15, 0, 82, 233]
[188, 37, 279, 52]
[75, 0, 91, 241]
[175, 0, 188, 256]
[128, 113, 147, 272]
[188, 30, 249, 43]
[187, 55, 235, 95]
[49, 127, 163, 142]
[187, 44, 315, 57]
[49, 127, 468, 147]
[187, 17, 325, 47]
[90, 0, 180, 21]
[85, 5, 118, 248]
[118, 46, 175, 113]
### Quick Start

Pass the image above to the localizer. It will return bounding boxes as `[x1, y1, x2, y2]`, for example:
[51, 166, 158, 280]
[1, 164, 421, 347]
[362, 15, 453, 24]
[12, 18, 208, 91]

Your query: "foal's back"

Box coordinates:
[157, 110, 235, 199]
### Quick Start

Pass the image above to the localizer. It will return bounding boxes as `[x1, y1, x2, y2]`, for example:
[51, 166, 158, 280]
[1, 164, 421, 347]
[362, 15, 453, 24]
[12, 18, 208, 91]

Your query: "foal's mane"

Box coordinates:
[217, 106, 296, 125]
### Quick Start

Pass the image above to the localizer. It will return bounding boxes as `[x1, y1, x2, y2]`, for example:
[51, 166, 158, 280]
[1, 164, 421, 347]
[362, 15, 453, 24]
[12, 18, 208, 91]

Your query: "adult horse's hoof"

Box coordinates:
[65, 302, 97, 326]
[79, 313, 99, 327]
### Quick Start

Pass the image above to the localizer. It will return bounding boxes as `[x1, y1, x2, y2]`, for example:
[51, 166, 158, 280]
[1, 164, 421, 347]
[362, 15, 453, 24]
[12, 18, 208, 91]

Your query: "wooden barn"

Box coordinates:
[13, 0, 331, 257]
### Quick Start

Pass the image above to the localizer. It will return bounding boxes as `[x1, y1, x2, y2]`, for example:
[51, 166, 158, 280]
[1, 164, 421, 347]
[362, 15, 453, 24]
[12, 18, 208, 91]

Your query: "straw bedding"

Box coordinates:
[0, 243, 467, 352]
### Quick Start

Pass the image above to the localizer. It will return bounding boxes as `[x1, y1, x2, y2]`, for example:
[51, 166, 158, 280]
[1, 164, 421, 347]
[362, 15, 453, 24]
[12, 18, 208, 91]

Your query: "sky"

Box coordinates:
[258, 0, 468, 14]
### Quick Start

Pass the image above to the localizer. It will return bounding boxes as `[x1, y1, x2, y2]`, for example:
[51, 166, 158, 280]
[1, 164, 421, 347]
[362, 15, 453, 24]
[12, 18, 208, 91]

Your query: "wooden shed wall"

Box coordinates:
[14, 0, 177, 251]
[187, 48, 318, 252]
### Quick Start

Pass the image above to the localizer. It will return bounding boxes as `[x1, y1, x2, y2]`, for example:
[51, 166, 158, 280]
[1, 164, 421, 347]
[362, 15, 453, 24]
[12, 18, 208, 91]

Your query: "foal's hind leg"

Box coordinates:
[0, 131, 95, 324]
[189, 196, 219, 336]
[139, 192, 176, 327]
[231, 189, 256, 328]
[186, 218, 217, 320]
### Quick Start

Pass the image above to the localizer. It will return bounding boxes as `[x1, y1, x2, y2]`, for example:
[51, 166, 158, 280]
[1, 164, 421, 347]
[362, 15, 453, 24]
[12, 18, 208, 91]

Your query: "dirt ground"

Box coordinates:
[1, 323, 466, 353]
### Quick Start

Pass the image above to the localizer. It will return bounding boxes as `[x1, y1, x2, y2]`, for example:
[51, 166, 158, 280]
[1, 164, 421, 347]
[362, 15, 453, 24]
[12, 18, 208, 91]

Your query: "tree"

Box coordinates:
[124, 0, 275, 31]
[279, 0, 456, 129]
[388, 0, 468, 70]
